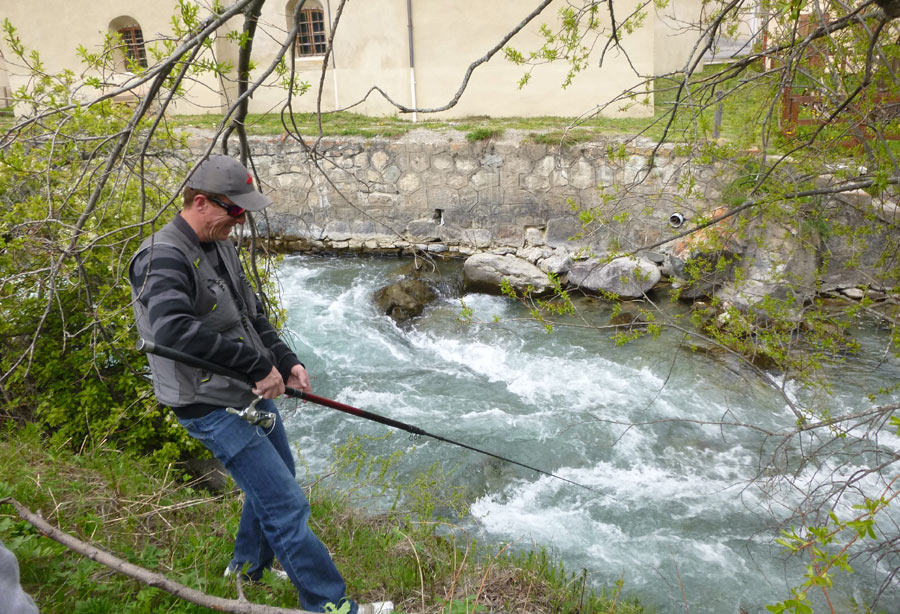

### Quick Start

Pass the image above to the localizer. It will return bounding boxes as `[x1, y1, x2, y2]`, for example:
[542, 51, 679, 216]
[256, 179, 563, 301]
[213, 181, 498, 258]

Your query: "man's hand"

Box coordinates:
[253, 366, 285, 399]
[287, 364, 311, 394]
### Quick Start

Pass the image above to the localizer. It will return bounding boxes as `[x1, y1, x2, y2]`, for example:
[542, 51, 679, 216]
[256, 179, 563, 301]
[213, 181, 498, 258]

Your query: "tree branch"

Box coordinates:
[331, 0, 556, 114]
[2, 497, 314, 614]
[632, 174, 900, 255]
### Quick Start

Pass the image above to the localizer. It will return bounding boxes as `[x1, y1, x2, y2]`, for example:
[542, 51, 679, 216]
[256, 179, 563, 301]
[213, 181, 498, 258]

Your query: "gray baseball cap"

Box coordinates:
[186, 154, 273, 211]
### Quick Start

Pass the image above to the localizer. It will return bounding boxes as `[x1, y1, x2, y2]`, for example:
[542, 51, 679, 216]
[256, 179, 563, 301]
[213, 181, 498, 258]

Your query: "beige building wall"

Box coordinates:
[247, 0, 661, 119]
[655, 0, 705, 74]
[407, 0, 656, 119]
[1, 0, 709, 120]
[0, 0, 224, 114]
[655, 0, 763, 70]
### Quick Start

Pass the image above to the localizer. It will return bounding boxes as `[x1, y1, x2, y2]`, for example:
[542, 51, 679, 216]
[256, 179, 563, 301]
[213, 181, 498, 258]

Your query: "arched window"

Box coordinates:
[109, 17, 148, 70]
[287, 1, 326, 56]
[119, 26, 147, 68]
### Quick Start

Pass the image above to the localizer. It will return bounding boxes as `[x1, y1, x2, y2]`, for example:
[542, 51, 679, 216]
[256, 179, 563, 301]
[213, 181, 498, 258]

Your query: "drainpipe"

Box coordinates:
[326, 0, 339, 108]
[406, 0, 418, 122]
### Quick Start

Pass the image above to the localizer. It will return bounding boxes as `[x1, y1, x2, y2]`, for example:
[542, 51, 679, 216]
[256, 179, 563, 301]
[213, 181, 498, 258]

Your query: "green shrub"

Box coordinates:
[465, 127, 503, 142]
[0, 21, 204, 465]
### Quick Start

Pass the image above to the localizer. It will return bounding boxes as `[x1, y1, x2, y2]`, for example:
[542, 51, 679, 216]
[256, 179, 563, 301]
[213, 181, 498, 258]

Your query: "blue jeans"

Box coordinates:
[178, 400, 356, 613]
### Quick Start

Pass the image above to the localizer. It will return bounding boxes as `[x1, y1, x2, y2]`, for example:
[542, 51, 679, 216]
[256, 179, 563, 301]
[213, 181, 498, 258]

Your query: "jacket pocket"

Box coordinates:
[200, 278, 242, 332]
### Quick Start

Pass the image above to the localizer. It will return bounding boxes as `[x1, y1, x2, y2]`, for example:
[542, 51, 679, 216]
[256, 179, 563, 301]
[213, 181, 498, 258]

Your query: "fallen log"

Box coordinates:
[1, 497, 313, 614]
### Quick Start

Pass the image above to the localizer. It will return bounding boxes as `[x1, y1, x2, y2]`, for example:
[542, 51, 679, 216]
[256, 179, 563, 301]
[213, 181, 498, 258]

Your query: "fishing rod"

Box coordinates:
[137, 339, 599, 495]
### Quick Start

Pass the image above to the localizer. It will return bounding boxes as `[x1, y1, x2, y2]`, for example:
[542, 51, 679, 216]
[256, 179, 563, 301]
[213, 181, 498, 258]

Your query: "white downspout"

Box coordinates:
[326, 0, 339, 109]
[406, 0, 417, 122]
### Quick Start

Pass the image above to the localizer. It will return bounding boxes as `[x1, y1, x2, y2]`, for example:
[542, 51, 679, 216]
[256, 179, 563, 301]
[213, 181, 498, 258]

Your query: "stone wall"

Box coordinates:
[188, 130, 726, 259]
[184, 130, 900, 312]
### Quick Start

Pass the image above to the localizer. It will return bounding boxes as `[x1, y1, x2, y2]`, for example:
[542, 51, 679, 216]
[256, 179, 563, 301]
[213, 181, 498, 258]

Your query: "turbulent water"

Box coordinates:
[276, 254, 900, 614]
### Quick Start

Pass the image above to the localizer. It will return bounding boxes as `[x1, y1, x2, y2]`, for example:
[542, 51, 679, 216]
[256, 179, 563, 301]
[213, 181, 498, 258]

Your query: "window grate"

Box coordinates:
[118, 26, 148, 69]
[297, 8, 326, 56]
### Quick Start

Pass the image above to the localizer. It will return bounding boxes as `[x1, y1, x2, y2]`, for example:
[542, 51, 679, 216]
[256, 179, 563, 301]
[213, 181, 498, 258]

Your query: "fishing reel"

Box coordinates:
[226, 396, 276, 429]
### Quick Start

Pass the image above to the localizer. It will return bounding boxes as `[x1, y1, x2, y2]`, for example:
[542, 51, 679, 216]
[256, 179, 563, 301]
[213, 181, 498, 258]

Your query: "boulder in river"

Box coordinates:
[463, 253, 552, 295]
[568, 256, 661, 298]
[373, 278, 436, 323]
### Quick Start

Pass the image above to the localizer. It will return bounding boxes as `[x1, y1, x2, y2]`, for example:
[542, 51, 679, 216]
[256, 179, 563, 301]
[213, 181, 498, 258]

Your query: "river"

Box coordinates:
[276, 254, 900, 614]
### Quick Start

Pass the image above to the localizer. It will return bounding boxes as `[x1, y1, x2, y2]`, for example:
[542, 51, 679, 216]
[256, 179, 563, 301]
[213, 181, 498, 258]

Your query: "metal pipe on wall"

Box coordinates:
[326, 0, 339, 108]
[406, 0, 417, 122]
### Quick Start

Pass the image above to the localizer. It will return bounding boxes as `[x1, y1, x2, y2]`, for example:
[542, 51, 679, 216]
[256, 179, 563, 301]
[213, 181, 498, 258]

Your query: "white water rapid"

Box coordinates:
[277, 255, 900, 614]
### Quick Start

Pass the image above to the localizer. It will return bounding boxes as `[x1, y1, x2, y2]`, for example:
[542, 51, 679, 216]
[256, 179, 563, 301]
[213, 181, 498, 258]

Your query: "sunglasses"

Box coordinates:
[205, 195, 246, 218]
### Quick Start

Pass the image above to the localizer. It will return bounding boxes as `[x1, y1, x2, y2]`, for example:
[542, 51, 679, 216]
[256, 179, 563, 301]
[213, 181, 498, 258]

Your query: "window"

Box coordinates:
[296, 7, 326, 56]
[118, 26, 147, 69]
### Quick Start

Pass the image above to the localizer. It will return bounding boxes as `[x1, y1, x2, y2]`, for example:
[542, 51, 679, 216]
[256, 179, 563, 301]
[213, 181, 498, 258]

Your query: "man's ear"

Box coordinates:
[192, 193, 208, 210]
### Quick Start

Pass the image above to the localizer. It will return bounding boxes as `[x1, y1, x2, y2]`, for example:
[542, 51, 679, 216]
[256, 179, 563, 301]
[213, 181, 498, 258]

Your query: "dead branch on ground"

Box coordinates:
[2, 496, 314, 614]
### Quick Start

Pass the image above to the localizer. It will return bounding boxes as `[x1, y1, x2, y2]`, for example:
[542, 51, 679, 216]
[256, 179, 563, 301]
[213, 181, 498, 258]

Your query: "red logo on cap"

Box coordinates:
[246, 174, 253, 184]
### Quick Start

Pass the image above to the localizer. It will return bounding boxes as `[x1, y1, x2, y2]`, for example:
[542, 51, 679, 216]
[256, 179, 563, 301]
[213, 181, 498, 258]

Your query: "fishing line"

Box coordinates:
[137, 339, 600, 494]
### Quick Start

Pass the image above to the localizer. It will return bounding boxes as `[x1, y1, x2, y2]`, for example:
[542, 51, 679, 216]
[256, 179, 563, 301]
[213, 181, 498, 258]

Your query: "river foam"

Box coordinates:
[278, 256, 900, 614]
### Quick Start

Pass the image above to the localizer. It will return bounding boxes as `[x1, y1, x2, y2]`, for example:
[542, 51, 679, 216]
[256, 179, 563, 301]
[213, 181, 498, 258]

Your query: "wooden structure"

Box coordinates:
[779, 13, 900, 145]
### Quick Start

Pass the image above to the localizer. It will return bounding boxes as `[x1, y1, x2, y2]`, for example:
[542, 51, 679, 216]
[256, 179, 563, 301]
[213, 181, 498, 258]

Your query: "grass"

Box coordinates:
[166, 109, 679, 144]
[1, 422, 646, 614]
[160, 64, 777, 149]
[0, 105, 14, 132]
[0, 63, 780, 149]
[169, 111, 449, 139]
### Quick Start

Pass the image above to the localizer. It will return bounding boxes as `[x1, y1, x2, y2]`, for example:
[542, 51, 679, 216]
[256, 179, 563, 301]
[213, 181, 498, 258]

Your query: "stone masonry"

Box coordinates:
[187, 130, 724, 259]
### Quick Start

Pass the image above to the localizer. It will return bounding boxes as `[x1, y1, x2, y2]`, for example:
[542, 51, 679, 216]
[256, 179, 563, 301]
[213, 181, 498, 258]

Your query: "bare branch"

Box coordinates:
[331, 0, 556, 115]
[3, 497, 315, 613]
[632, 174, 900, 255]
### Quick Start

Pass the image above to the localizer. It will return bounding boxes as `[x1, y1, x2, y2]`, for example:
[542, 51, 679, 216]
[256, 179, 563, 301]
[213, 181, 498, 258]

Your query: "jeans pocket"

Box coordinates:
[178, 410, 257, 465]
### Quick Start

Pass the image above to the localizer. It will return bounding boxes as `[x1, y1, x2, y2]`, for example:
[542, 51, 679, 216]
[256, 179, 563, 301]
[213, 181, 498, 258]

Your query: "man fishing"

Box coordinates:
[128, 154, 391, 614]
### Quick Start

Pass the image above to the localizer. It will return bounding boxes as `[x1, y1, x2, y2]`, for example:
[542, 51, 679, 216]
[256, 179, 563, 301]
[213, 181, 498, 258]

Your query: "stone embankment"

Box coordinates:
[191, 129, 693, 258]
[189, 131, 900, 318]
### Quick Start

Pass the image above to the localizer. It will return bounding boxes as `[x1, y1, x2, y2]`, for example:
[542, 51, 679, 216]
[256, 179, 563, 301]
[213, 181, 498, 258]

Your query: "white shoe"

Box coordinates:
[268, 568, 289, 581]
[223, 565, 289, 582]
[358, 601, 394, 614]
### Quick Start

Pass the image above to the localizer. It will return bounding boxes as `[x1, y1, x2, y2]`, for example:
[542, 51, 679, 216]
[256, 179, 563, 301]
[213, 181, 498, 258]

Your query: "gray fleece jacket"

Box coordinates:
[0, 540, 38, 614]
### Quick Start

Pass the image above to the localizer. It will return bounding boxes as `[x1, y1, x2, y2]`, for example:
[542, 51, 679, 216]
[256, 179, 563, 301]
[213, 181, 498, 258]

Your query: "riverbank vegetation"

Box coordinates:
[1, 423, 644, 614]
